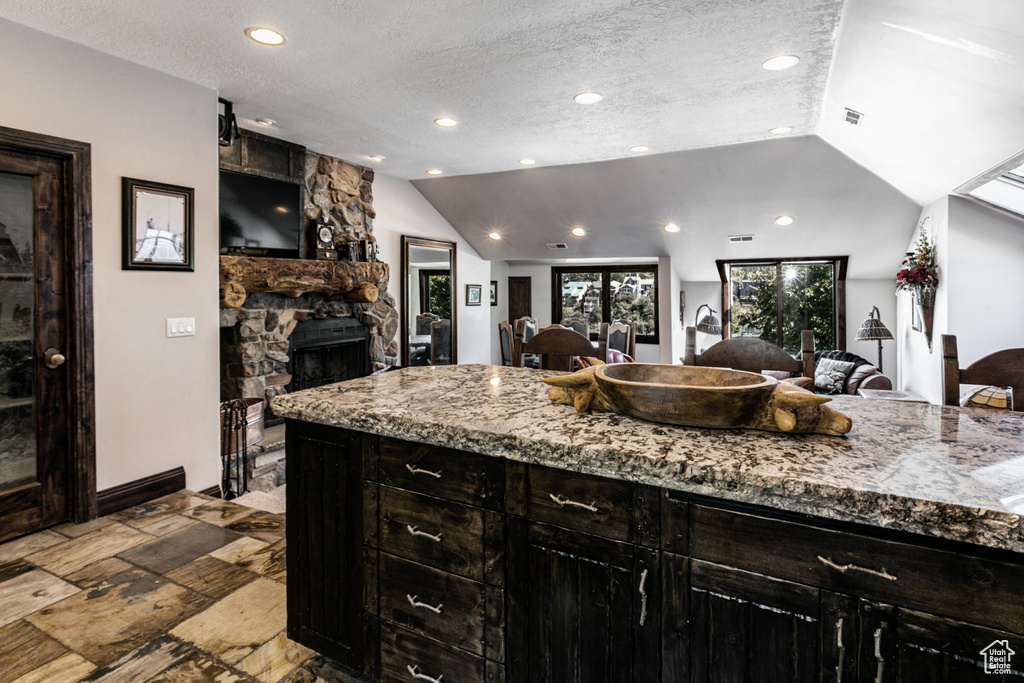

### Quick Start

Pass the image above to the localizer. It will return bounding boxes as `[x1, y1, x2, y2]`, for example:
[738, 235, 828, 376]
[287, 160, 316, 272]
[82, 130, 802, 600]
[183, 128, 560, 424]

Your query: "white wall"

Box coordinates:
[897, 198, 949, 402]
[489, 260, 510, 364]
[946, 197, 1024, 365]
[371, 173, 492, 364]
[0, 18, 221, 491]
[678, 281, 723, 355]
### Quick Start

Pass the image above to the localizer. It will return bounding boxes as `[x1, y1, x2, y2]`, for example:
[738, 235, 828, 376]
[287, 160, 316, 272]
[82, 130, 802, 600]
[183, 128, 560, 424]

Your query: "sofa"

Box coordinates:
[813, 351, 892, 395]
[764, 350, 891, 395]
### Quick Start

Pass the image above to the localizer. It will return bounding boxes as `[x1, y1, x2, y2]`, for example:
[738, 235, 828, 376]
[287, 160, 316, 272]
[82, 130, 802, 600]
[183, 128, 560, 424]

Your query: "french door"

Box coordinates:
[0, 126, 94, 541]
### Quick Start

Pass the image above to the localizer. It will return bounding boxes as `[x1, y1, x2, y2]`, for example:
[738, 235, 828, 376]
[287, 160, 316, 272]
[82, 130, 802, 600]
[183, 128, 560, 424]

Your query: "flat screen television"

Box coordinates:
[219, 170, 302, 258]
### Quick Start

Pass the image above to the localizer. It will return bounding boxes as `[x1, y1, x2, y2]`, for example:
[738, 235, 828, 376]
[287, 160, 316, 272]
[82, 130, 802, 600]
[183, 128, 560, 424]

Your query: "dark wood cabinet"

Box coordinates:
[514, 521, 659, 683]
[286, 421, 373, 672]
[287, 422, 1024, 683]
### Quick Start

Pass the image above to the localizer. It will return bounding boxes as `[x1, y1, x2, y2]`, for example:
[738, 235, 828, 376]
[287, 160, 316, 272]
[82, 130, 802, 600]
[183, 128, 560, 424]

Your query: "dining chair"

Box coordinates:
[612, 318, 637, 358]
[683, 327, 814, 379]
[498, 320, 516, 367]
[942, 334, 1024, 410]
[430, 319, 452, 365]
[514, 316, 538, 343]
[415, 312, 439, 336]
[560, 318, 588, 337]
[520, 325, 597, 372]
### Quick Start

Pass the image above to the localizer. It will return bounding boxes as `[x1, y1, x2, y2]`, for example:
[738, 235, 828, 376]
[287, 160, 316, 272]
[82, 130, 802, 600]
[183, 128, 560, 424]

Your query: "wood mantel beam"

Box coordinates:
[219, 255, 389, 308]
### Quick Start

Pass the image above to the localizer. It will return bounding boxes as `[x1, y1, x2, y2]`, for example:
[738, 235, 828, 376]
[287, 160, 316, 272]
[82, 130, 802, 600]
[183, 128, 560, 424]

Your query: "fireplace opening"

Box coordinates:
[266, 317, 371, 426]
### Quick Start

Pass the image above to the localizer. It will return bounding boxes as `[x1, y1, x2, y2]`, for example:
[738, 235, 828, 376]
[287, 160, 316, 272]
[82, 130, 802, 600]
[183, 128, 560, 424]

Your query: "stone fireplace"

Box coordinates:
[217, 148, 400, 491]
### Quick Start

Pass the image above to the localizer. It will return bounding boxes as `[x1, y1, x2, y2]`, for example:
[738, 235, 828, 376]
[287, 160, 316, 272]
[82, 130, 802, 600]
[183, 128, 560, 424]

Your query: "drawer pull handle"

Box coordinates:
[638, 568, 649, 627]
[873, 627, 886, 683]
[406, 525, 443, 542]
[835, 617, 846, 682]
[406, 463, 442, 478]
[817, 556, 897, 582]
[407, 594, 443, 614]
[406, 664, 444, 683]
[549, 493, 599, 513]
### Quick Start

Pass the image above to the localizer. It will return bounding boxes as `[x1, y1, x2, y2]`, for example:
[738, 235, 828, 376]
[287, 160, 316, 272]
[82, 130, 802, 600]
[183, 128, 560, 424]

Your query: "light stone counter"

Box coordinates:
[273, 364, 1024, 554]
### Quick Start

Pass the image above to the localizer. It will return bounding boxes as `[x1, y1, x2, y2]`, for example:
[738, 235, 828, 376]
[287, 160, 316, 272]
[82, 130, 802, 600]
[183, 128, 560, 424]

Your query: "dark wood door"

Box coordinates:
[684, 559, 822, 682]
[522, 521, 659, 683]
[0, 127, 94, 541]
[508, 276, 531, 322]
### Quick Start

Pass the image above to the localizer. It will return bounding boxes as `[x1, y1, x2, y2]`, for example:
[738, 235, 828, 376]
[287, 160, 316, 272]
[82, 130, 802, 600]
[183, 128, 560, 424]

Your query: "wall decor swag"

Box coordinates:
[122, 177, 194, 271]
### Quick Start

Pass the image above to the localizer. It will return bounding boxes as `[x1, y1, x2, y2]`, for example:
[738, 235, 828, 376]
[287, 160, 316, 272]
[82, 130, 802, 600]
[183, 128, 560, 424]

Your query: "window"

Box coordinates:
[552, 265, 659, 343]
[717, 257, 847, 353]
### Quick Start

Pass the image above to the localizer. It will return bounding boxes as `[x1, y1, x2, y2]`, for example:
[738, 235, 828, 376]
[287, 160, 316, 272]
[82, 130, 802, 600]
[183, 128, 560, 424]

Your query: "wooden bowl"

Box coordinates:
[594, 363, 778, 428]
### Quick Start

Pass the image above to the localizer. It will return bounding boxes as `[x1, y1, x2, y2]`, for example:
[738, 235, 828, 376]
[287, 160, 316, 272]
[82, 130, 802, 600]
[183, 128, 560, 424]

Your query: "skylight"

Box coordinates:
[959, 155, 1024, 218]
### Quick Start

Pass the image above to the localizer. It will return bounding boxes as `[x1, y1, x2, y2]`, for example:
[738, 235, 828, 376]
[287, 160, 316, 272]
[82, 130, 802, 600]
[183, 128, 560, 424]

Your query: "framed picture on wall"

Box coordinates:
[122, 177, 194, 271]
[466, 284, 483, 306]
[490, 281, 497, 306]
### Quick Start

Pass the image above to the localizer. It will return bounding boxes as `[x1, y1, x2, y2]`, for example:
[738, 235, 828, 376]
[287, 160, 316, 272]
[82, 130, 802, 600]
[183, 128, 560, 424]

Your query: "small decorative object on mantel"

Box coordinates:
[122, 177, 194, 271]
[542, 362, 852, 436]
[466, 284, 482, 306]
[896, 218, 938, 351]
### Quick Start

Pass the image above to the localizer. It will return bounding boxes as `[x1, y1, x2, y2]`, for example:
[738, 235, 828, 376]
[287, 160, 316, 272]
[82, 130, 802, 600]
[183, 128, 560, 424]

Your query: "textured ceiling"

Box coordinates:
[413, 136, 921, 280]
[0, 0, 843, 179]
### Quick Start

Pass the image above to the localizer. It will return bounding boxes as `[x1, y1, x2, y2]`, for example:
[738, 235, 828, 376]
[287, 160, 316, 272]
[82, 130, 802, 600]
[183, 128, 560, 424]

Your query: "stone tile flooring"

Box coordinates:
[0, 491, 363, 683]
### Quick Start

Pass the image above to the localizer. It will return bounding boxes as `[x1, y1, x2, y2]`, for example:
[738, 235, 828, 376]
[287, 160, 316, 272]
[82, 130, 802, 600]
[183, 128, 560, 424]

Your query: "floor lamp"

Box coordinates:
[855, 306, 893, 373]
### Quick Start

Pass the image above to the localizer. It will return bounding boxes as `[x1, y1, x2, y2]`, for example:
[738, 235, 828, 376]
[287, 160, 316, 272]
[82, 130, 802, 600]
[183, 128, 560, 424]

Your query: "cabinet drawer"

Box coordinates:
[690, 504, 1024, 634]
[379, 554, 498, 658]
[381, 622, 505, 683]
[380, 437, 503, 508]
[526, 464, 633, 542]
[379, 486, 485, 581]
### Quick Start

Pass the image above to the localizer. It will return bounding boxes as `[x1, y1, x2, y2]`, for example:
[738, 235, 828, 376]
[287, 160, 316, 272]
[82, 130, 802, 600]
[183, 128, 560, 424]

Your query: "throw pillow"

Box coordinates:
[815, 358, 856, 395]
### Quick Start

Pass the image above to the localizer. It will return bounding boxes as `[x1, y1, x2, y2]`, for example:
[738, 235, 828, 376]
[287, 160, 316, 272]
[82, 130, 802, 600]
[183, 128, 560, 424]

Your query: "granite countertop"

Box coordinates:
[273, 364, 1024, 554]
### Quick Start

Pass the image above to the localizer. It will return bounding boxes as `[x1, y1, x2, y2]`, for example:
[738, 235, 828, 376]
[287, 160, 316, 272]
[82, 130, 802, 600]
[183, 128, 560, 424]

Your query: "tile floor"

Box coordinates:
[0, 491, 362, 683]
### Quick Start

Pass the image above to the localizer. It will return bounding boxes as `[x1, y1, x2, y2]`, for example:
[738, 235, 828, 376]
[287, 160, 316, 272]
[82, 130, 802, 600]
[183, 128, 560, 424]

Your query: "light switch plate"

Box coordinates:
[166, 317, 195, 338]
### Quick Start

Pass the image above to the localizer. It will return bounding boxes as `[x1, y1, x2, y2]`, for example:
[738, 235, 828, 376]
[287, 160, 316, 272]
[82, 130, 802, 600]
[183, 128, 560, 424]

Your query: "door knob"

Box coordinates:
[44, 348, 66, 369]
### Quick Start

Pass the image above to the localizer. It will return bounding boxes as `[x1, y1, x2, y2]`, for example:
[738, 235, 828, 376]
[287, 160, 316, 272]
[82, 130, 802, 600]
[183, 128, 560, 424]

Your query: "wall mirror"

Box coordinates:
[401, 236, 457, 367]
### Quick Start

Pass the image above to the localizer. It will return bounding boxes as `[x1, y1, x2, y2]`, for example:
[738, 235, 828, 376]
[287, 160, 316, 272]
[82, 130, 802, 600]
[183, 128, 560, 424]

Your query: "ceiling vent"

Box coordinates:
[844, 108, 864, 126]
[546, 243, 569, 250]
[728, 235, 754, 243]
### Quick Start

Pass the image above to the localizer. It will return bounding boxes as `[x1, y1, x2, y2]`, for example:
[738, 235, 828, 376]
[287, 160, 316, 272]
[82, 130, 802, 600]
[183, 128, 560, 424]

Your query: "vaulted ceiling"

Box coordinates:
[2, 0, 1021, 275]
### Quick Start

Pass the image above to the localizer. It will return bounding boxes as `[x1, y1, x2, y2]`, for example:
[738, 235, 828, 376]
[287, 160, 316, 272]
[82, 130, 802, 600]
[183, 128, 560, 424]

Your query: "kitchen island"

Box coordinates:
[274, 364, 1024, 682]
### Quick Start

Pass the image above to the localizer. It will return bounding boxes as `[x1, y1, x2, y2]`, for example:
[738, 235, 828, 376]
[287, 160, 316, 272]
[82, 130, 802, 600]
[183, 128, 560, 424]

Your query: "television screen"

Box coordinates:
[219, 170, 301, 256]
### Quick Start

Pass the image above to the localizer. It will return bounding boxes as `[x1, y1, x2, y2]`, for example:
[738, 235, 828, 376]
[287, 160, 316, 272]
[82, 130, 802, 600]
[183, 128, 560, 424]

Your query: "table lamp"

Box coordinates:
[855, 306, 893, 372]
[694, 304, 722, 336]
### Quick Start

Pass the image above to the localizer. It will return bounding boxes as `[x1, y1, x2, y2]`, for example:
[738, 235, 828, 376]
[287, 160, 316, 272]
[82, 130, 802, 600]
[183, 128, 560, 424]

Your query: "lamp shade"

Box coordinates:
[694, 304, 722, 335]
[855, 306, 893, 341]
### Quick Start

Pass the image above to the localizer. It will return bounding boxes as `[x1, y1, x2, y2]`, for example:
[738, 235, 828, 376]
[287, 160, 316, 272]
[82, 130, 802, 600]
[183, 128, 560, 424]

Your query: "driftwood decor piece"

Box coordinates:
[219, 256, 388, 308]
[543, 362, 852, 436]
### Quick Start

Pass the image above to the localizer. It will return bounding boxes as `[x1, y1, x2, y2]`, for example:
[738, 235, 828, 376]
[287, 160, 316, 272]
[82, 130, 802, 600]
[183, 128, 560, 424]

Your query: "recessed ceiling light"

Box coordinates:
[769, 126, 793, 135]
[762, 54, 800, 71]
[630, 145, 650, 153]
[488, 232, 501, 241]
[574, 91, 604, 105]
[426, 169, 443, 176]
[571, 227, 586, 237]
[775, 215, 795, 226]
[664, 222, 681, 233]
[434, 117, 459, 128]
[254, 118, 276, 127]
[519, 158, 536, 166]
[246, 27, 286, 46]
[368, 154, 386, 162]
